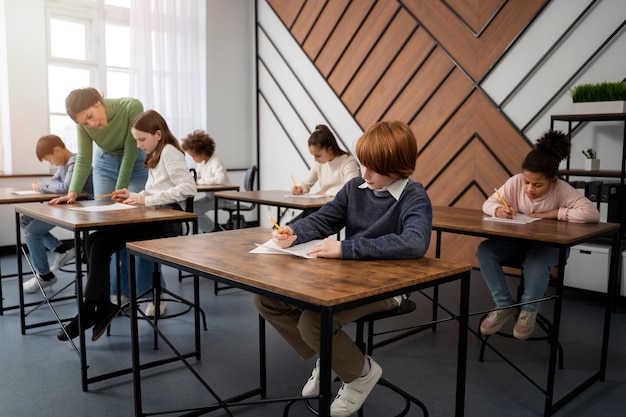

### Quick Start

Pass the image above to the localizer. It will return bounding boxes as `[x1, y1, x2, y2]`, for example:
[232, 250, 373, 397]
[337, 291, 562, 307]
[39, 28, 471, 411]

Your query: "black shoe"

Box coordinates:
[57, 316, 80, 341]
[57, 311, 96, 342]
[92, 303, 122, 342]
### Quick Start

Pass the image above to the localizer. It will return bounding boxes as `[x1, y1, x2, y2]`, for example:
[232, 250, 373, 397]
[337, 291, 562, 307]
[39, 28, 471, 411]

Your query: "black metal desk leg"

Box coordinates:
[129, 253, 144, 417]
[319, 308, 333, 417]
[455, 271, 470, 417]
[76, 230, 88, 392]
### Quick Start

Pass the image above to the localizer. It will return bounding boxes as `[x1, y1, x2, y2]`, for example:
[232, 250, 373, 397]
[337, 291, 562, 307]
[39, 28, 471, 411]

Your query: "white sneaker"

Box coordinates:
[110, 294, 130, 307]
[145, 299, 167, 317]
[330, 356, 382, 417]
[23, 275, 57, 294]
[50, 248, 76, 272]
[302, 358, 339, 396]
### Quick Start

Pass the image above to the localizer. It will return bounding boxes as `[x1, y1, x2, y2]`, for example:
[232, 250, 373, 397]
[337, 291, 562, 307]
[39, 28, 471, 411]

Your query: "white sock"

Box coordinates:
[393, 295, 403, 307]
[360, 357, 371, 377]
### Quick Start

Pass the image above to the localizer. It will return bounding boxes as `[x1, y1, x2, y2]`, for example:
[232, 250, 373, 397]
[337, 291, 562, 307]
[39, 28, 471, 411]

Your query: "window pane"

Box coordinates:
[105, 24, 130, 67]
[105, 0, 130, 7]
[107, 70, 129, 98]
[50, 115, 78, 153]
[48, 65, 91, 113]
[50, 18, 87, 60]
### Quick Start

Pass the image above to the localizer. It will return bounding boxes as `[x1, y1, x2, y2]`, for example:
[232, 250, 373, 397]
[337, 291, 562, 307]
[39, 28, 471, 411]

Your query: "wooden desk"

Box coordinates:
[0, 188, 68, 314]
[196, 184, 239, 193]
[213, 189, 333, 228]
[127, 227, 473, 417]
[14, 201, 198, 391]
[431, 206, 621, 416]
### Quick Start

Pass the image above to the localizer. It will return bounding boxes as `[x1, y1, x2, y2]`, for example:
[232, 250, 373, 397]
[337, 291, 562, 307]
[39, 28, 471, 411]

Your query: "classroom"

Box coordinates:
[0, 1, 625, 416]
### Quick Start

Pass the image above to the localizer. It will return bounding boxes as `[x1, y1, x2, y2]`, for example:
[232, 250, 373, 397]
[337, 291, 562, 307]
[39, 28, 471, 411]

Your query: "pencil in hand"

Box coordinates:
[94, 193, 114, 199]
[494, 188, 510, 210]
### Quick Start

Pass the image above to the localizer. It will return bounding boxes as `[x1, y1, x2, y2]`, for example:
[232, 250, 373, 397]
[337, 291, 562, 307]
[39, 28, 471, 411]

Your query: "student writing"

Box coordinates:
[477, 130, 599, 340]
[254, 120, 432, 417]
[22, 135, 94, 294]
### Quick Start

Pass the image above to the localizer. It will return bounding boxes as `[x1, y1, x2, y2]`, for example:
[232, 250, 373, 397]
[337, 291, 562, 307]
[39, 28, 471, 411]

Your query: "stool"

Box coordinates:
[478, 263, 564, 369]
[284, 298, 428, 417]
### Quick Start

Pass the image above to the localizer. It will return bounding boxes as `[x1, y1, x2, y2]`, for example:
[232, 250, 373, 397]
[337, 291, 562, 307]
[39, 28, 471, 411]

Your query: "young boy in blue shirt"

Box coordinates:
[254, 120, 432, 417]
[22, 135, 93, 293]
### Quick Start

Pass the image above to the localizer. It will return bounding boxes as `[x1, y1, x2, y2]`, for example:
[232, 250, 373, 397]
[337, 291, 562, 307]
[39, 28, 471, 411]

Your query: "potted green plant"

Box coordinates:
[570, 81, 626, 114]
[582, 148, 600, 171]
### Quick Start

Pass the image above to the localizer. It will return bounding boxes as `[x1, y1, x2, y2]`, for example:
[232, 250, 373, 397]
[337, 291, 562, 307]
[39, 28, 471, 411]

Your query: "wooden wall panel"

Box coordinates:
[265, 0, 546, 265]
[327, 1, 399, 94]
[303, 0, 350, 59]
[291, 0, 326, 44]
[341, 8, 416, 114]
[315, 0, 377, 77]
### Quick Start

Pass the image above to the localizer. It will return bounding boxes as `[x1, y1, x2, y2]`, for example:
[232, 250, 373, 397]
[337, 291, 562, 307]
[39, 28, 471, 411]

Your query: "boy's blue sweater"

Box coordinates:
[291, 177, 432, 260]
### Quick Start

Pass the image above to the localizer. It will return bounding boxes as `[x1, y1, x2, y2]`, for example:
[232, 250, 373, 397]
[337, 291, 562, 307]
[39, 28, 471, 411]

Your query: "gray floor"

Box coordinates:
[1, 253, 625, 417]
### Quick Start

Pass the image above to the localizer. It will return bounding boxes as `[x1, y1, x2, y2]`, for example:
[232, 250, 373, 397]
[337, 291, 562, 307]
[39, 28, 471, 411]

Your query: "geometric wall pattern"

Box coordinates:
[266, 0, 548, 262]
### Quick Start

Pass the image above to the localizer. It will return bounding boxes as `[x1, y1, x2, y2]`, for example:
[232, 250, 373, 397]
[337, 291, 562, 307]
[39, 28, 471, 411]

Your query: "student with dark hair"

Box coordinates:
[57, 110, 196, 342]
[181, 130, 231, 232]
[22, 135, 93, 293]
[477, 130, 599, 340]
[254, 120, 432, 417]
[291, 124, 360, 197]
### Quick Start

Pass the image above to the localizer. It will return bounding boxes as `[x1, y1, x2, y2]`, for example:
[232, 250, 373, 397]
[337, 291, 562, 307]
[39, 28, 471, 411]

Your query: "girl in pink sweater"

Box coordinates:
[477, 130, 599, 340]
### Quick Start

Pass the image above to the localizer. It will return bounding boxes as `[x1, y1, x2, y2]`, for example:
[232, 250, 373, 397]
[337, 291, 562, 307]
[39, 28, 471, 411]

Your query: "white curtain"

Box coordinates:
[129, 0, 206, 140]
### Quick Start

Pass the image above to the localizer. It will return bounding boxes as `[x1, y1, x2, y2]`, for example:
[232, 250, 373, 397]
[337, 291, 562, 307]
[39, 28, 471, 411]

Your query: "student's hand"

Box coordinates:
[32, 182, 40, 193]
[307, 238, 341, 259]
[495, 206, 516, 219]
[272, 227, 297, 248]
[315, 189, 327, 196]
[111, 189, 130, 201]
[49, 192, 78, 205]
[528, 209, 558, 220]
[123, 194, 145, 206]
[291, 185, 303, 195]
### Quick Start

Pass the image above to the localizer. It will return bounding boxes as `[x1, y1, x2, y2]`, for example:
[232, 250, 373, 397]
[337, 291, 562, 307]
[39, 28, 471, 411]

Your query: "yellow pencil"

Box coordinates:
[494, 188, 510, 210]
[268, 216, 283, 232]
[94, 193, 114, 199]
[290, 174, 298, 187]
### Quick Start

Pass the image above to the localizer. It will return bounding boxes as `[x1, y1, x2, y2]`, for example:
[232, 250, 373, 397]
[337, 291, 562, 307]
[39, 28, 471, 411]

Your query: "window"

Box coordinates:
[45, 0, 130, 151]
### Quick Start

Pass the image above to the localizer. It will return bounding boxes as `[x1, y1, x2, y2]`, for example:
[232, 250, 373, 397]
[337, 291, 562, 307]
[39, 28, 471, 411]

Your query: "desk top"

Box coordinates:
[14, 200, 197, 231]
[0, 188, 65, 204]
[127, 227, 472, 308]
[214, 190, 334, 209]
[196, 184, 240, 193]
[432, 206, 620, 245]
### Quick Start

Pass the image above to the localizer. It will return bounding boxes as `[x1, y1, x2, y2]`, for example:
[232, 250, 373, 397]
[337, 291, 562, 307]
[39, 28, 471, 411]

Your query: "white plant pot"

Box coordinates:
[584, 159, 600, 171]
[571, 100, 626, 115]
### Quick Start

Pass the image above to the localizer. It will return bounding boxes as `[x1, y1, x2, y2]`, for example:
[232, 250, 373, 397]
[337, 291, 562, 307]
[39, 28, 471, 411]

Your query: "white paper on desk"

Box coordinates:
[250, 239, 323, 258]
[69, 203, 137, 212]
[284, 194, 328, 199]
[483, 214, 541, 224]
[13, 190, 38, 195]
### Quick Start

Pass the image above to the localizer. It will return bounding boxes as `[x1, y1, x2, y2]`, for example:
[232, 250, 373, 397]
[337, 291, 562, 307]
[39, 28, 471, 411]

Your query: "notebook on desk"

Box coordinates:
[483, 214, 541, 224]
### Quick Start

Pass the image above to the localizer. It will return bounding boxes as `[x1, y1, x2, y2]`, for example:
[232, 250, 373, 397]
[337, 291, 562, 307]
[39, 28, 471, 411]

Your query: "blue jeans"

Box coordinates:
[193, 194, 215, 232]
[21, 216, 62, 274]
[91, 149, 165, 296]
[476, 239, 565, 312]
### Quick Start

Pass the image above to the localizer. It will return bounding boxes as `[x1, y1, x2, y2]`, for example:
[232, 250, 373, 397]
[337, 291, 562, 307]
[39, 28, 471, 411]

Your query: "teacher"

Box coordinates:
[51, 88, 165, 316]
[51, 87, 147, 204]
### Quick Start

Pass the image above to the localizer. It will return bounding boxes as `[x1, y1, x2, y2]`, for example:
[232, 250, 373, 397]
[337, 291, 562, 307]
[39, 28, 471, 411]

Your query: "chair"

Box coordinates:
[178, 168, 197, 281]
[478, 262, 564, 369]
[217, 165, 257, 230]
[284, 298, 429, 417]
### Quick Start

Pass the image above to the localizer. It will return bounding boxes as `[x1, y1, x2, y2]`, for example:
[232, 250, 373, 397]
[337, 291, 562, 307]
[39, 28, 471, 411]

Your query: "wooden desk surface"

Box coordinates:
[196, 184, 240, 193]
[432, 206, 620, 245]
[0, 188, 65, 204]
[127, 227, 472, 308]
[14, 200, 197, 231]
[214, 189, 333, 209]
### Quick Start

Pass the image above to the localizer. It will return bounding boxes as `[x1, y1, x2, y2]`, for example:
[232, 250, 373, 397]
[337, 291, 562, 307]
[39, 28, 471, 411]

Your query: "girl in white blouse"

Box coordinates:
[57, 110, 196, 343]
